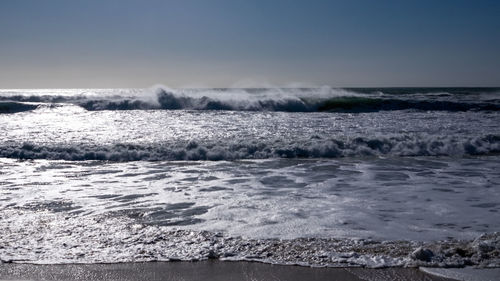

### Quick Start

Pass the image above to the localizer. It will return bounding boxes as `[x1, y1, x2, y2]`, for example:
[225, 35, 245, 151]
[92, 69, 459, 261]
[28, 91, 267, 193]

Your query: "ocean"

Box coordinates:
[0, 87, 499, 268]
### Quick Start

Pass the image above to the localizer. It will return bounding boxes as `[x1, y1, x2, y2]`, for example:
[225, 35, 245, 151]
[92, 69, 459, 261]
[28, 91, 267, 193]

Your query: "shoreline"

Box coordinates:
[0, 261, 462, 281]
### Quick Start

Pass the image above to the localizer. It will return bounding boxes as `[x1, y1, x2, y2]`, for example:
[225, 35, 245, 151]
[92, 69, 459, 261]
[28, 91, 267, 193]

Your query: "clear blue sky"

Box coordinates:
[0, 0, 499, 88]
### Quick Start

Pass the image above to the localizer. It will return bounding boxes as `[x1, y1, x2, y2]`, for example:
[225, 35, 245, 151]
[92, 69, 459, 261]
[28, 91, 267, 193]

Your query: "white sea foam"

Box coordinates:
[0, 157, 499, 242]
[1, 98, 499, 161]
[0, 134, 498, 161]
[0, 209, 498, 267]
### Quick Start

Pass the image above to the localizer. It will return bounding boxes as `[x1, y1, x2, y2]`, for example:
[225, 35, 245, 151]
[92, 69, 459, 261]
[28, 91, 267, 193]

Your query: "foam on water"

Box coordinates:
[1, 157, 499, 267]
[0, 134, 498, 161]
[0, 101, 499, 162]
[1, 205, 499, 267]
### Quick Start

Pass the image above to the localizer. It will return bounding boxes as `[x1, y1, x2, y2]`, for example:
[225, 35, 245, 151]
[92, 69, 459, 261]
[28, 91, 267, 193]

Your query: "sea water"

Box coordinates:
[0, 87, 499, 267]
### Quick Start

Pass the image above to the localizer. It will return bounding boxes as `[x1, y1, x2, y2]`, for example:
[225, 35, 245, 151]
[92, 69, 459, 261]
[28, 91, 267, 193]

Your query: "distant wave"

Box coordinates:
[1, 134, 498, 161]
[0, 101, 39, 114]
[78, 89, 313, 112]
[315, 97, 500, 112]
[1, 87, 499, 113]
[77, 90, 500, 112]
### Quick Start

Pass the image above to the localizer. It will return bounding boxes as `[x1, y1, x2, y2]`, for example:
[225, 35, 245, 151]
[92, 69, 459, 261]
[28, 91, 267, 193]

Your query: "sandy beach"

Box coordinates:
[0, 261, 461, 281]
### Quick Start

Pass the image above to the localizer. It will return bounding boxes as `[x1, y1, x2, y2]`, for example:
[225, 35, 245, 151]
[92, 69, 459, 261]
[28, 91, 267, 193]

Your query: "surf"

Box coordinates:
[1, 87, 499, 113]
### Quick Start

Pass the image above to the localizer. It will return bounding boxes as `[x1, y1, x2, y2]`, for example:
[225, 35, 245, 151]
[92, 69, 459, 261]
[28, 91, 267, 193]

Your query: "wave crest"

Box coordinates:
[1, 134, 498, 161]
[2, 87, 499, 113]
[0, 102, 39, 114]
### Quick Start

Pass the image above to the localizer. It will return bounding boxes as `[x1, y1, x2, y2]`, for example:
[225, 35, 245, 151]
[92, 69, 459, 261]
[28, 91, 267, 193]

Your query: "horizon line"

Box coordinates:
[1, 86, 499, 90]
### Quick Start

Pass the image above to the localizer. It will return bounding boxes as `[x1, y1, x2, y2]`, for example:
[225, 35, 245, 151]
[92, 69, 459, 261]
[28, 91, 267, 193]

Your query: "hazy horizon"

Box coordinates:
[1, 0, 499, 88]
[1, 85, 500, 90]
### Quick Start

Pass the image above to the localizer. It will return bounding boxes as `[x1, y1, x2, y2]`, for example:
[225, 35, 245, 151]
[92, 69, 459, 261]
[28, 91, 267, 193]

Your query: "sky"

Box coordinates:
[0, 0, 499, 88]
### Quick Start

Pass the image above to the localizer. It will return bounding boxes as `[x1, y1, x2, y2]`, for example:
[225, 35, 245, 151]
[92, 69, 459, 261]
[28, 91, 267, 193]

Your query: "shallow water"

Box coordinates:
[1, 157, 499, 242]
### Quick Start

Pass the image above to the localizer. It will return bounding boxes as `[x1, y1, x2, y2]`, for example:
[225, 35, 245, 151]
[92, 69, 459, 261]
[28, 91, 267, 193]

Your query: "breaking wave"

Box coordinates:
[2, 134, 499, 161]
[78, 90, 500, 112]
[1, 87, 499, 113]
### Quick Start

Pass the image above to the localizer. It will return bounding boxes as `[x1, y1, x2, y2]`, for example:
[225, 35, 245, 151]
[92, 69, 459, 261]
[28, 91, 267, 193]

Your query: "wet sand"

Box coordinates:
[0, 261, 456, 281]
